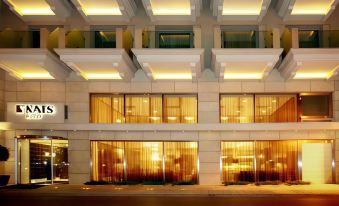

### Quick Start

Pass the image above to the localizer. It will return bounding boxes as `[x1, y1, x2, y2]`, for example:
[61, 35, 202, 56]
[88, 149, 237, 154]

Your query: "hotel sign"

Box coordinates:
[7, 102, 65, 123]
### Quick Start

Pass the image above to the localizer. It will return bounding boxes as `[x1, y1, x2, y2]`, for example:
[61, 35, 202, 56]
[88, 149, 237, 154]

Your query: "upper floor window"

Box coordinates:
[157, 31, 193, 48]
[220, 95, 254, 123]
[299, 93, 332, 122]
[90, 94, 197, 124]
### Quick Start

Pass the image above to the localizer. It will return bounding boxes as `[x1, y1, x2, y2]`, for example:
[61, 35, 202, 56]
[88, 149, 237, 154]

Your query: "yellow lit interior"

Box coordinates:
[150, 0, 191, 15]
[291, 0, 334, 15]
[7, 0, 55, 16]
[74, 62, 122, 79]
[77, 0, 122, 15]
[222, 0, 263, 15]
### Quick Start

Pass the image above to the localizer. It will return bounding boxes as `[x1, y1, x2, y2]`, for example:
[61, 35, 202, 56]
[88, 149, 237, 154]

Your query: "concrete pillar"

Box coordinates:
[58, 28, 65, 49]
[40, 28, 49, 48]
[336, 131, 339, 183]
[213, 26, 221, 48]
[116, 28, 123, 49]
[273, 28, 281, 48]
[193, 26, 201, 48]
[134, 27, 143, 49]
[198, 83, 220, 123]
[198, 133, 221, 185]
[68, 131, 91, 184]
[291, 28, 299, 48]
[322, 25, 330, 48]
[258, 25, 266, 48]
[148, 26, 155, 48]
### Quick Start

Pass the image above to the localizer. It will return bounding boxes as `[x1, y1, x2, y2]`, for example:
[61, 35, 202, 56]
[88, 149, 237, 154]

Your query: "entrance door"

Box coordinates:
[17, 137, 69, 184]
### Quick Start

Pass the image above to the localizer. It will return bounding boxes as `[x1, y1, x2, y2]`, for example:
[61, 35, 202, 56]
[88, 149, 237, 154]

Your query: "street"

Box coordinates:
[1, 195, 339, 206]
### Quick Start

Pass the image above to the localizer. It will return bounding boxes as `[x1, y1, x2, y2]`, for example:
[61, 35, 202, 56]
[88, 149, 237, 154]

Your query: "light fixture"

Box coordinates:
[184, 116, 195, 121]
[20, 73, 54, 79]
[77, 0, 122, 16]
[167, 117, 177, 120]
[153, 73, 192, 80]
[293, 73, 329, 79]
[7, 0, 55, 16]
[85, 73, 122, 79]
[152, 9, 191, 15]
[224, 73, 262, 79]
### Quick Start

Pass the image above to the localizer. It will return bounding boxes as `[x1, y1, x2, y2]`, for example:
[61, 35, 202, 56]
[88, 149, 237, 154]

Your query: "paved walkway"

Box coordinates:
[1, 184, 339, 196]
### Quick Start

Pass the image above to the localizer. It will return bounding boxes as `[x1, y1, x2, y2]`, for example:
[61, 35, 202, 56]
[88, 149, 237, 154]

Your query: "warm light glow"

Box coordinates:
[291, 0, 334, 15]
[222, 0, 263, 15]
[8, 0, 55, 16]
[21, 73, 54, 79]
[293, 73, 329, 79]
[150, 0, 191, 15]
[77, 0, 122, 16]
[153, 73, 192, 80]
[224, 73, 262, 79]
[85, 73, 122, 79]
[184, 116, 195, 121]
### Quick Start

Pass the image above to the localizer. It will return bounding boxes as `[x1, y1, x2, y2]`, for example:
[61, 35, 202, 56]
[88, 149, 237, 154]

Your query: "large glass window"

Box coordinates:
[299, 93, 332, 121]
[255, 95, 297, 122]
[164, 95, 197, 123]
[90, 94, 124, 123]
[91, 141, 198, 184]
[125, 95, 162, 123]
[220, 95, 254, 123]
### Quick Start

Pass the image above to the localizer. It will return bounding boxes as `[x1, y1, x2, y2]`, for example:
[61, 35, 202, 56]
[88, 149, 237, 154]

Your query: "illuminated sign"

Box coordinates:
[7, 102, 65, 123]
[15, 104, 56, 120]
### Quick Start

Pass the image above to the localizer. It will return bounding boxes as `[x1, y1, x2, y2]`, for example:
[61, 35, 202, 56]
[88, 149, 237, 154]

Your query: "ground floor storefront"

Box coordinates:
[0, 128, 338, 185]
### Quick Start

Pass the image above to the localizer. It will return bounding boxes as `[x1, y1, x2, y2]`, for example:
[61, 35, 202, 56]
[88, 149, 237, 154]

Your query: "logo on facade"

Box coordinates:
[15, 104, 56, 120]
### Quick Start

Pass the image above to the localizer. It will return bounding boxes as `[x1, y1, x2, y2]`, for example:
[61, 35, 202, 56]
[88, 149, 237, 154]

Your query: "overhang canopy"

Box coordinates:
[132, 49, 204, 81]
[278, 48, 339, 80]
[212, 48, 283, 80]
[0, 49, 71, 80]
[55, 49, 136, 81]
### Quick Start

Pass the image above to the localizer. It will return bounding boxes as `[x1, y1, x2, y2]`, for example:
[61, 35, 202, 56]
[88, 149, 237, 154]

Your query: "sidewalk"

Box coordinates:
[1, 184, 339, 196]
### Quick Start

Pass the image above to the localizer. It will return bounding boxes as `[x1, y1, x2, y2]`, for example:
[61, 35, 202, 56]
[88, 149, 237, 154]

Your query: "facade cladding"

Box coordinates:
[0, 0, 339, 186]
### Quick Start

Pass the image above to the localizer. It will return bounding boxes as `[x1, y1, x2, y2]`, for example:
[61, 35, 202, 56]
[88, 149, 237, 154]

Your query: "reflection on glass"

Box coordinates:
[220, 95, 254, 123]
[125, 95, 162, 123]
[52, 140, 69, 182]
[164, 95, 197, 123]
[90, 94, 124, 123]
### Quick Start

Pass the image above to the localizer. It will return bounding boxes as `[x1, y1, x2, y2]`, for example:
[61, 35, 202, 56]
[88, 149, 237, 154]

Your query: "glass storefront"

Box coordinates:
[221, 140, 334, 184]
[16, 136, 69, 184]
[91, 141, 198, 184]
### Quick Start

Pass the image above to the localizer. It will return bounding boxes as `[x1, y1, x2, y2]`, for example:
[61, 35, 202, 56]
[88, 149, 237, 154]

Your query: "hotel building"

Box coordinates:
[0, 0, 338, 185]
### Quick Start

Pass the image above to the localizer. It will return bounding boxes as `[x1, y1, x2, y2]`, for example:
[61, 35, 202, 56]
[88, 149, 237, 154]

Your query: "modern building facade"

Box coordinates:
[0, 0, 338, 185]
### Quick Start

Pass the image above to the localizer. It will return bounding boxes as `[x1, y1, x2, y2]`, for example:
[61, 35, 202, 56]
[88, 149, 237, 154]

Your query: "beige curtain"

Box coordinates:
[220, 95, 254, 123]
[125, 95, 162, 123]
[164, 95, 197, 123]
[255, 95, 297, 122]
[164, 142, 198, 183]
[90, 95, 124, 123]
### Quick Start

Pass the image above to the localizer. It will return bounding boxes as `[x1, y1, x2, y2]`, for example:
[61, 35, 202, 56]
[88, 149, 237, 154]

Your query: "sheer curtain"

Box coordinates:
[164, 142, 198, 183]
[164, 95, 197, 123]
[255, 95, 297, 122]
[91, 141, 124, 182]
[125, 95, 162, 123]
[90, 95, 124, 123]
[220, 95, 254, 123]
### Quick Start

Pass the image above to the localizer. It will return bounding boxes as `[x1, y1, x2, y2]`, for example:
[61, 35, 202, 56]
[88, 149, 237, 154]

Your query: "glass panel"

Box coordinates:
[125, 142, 163, 183]
[94, 31, 116, 48]
[222, 31, 272, 48]
[0, 30, 39, 48]
[221, 142, 255, 183]
[164, 95, 197, 123]
[29, 139, 52, 184]
[299, 30, 320, 48]
[220, 95, 254, 123]
[125, 95, 162, 123]
[66, 30, 86, 48]
[52, 140, 69, 183]
[91, 141, 124, 182]
[255, 141, 299, 182]
[142, 31, 193, 48]
[255, 95, 297, 122]
[164, 142, 198, 184]
[90, 95, 124, 123]
[17, 139, 30, 184]
[300, 94, 331, 117]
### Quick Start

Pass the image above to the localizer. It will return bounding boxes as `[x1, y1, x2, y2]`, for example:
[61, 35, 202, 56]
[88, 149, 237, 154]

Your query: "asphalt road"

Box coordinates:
[1, 195, 339, 206]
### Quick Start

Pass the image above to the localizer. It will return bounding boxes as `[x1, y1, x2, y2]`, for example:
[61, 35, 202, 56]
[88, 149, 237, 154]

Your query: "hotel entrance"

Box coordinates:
[16, 135, 69, 184]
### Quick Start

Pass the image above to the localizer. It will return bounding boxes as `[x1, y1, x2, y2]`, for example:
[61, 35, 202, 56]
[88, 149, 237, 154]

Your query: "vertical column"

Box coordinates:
[116, 28, 123, 49]
[193, 26, 201, 48]
[273, 28, 281, 48]
[258, 25, 266, 48]
[322, 25, 330, 48]
[68, 131, 91, 184]
[134, 27, 143, 49]
[83, 26, 92, 48]
[334, 81, 339, 121]
[335, 131, 339, 183]
[198, 132, 221, 185]
[198, 82, 220, 123]
[213, 26, 221, 48]
[40, 28, 49, 48]
[148, 26, 156, 48]
[291, 28, 299, 48]
[58, 28, 65, 49]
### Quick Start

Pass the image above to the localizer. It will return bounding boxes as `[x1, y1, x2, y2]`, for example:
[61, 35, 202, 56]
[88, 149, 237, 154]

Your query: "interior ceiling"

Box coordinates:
[291, 0, 334, 15]
[149, 0, 191, 15]
[222, 0, 263, 15]
[77, 0, 122, 15]
[7, 0, 55, 15]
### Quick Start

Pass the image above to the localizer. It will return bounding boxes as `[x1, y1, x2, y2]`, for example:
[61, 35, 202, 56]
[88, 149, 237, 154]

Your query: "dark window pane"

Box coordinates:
[300, 95, 330, 116]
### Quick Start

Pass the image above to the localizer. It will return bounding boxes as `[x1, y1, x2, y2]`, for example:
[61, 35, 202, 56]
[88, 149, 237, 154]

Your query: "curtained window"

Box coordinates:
[125, 95, 162, 123]
[90, 94, 124, 123]
[220, 95, 254, 123]
[164, 95, 197, 123]
[91, 141, 198, 184]
[255, 95, 297, 122]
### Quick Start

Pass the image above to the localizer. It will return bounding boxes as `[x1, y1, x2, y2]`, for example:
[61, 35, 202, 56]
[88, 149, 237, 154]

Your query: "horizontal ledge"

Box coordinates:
[0, 122, 338, 132]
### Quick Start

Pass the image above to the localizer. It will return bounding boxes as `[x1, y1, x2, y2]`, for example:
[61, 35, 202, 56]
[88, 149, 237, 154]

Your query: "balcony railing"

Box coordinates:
[142, 30, 194, 48]
[0, 30, 40, 48]
[221, 31, 273, 48]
